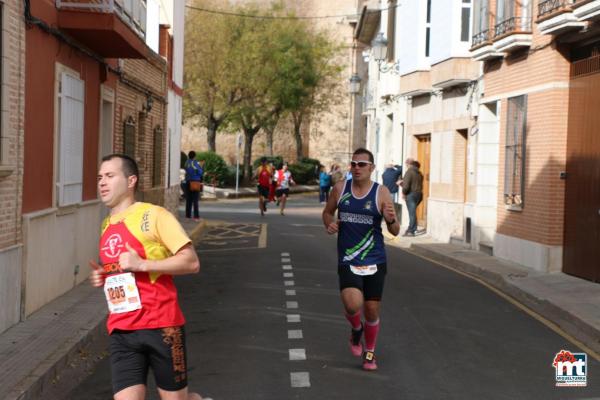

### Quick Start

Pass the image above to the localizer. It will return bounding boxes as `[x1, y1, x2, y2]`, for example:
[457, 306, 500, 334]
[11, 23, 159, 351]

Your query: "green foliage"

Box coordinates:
[288, 161, 319, 185]
[252, 155, 284, 170]
[196, 151, 229, 186]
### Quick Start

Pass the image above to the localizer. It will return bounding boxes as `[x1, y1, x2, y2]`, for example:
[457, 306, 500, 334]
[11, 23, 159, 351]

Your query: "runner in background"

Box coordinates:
[274, 162, 295, 216]
[254, 157, 272, 216]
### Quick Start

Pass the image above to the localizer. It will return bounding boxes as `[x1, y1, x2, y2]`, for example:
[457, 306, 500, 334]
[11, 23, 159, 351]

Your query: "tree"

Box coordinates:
[183, 0, 243, 152]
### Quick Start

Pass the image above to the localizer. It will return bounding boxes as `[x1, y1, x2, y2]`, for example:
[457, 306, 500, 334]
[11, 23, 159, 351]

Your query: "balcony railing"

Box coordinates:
[494, 17, 532, 38]
[472, 29, 491, 47]
[56, 0, 147, 37]
[538, 0, 573, 18]
[571, 54, 600, 77]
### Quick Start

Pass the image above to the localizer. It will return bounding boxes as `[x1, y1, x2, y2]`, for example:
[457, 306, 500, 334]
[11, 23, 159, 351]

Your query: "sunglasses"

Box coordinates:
[350, 161, 373, 168]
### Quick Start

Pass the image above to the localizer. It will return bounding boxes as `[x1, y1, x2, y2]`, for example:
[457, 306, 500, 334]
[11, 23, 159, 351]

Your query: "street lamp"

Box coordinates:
[348, 73, 362, 95]
[372, 32, 400, 74]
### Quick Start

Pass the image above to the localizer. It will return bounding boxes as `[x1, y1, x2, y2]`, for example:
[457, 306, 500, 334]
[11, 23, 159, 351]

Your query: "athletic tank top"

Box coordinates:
[99, 202, 188, 333]
[337, 180, 386, 266]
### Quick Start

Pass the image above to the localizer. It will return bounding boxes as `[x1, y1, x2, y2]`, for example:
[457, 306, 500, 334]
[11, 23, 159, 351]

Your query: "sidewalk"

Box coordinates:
[0, 215, 206, 400]
[385, 232, 600, 357]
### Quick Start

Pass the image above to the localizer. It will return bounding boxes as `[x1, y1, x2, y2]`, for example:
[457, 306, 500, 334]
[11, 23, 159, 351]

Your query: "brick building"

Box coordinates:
[0, 0, 183, 333]
[471, 0, 600, 279]
[0, 0, 26, 333]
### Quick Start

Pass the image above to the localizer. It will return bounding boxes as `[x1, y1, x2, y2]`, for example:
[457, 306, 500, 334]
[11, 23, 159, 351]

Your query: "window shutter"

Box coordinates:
[123, 116, 136, 157]
[58, 73, 84, 206]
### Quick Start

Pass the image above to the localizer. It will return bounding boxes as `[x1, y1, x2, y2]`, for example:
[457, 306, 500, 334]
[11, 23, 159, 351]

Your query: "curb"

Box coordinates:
[409, 243, 600, 357]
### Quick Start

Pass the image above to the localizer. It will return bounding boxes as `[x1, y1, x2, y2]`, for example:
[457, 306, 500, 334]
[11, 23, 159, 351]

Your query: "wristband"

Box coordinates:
[386, 219, 396, 225]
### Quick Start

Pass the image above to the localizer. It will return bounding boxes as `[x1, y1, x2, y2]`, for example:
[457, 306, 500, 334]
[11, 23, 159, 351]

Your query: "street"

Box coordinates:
[68, 194, 600, 400]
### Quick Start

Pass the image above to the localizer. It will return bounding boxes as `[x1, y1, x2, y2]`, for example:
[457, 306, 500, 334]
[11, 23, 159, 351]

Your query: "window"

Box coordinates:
[496, 0, 514, 24]
[123, 116, 136, 157]
[57, 72, 85, 206]
[387, 0, 397, 62]
[472, 0, 489, 38]
[504, 95, 527, 208]
[152, 125, 162, 186]
[425, 0, 431, 57]
[461, 0, 471, 42]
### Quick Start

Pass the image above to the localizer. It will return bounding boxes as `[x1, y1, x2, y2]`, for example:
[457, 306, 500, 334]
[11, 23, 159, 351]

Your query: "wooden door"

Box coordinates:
[563, 54, 600, 282]
[416, 135, 431, 228]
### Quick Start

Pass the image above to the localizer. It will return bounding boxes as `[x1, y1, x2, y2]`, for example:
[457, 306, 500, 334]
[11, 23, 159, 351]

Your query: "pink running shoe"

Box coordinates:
[349, 325, 363, 357]
[362, 351, 377, 371]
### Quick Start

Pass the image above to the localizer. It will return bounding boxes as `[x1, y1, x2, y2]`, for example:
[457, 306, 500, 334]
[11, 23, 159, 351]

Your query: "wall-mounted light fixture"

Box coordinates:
[348, 73, 362, 95]
[142, 93, 154, 114]
[372, 32, 400, 74]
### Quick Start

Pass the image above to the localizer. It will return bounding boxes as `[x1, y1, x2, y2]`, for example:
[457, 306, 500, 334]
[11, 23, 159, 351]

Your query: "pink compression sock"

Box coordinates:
[364, 319, 380, 351]
[345, 311, 362, 330]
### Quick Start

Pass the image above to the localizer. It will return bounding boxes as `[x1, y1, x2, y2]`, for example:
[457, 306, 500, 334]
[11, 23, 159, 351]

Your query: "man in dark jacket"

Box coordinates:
[400, 159, 423, 236]
[382, 164, 402, 198]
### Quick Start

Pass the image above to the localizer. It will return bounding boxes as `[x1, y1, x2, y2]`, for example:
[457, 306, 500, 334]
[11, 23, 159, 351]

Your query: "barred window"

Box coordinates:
[123, 116, 136, 158]
[504, 95, 527, 208]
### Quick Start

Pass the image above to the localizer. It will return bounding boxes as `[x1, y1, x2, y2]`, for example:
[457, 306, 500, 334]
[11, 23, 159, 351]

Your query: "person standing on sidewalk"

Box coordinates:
[400, 158, 424, 237]
[274, 162, 295, 216]
[90, 154, 210, 400]
[184, 151, 203, 221]
[322, 148, 399, 371]
[254, 157, 272, 216]
[319, 165, 332, 204]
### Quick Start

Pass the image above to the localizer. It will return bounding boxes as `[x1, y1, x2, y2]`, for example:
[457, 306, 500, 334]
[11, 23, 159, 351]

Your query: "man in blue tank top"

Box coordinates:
[322, 148, 399, 371]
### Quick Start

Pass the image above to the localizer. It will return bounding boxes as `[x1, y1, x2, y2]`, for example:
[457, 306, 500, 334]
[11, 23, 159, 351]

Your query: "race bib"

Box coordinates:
[103, 273, 142, 314]
[349, 264, 378, 276]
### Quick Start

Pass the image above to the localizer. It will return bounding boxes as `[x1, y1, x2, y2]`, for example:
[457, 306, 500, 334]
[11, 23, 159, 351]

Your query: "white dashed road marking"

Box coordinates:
[288, 330, 303, 339]
[282, 251, 310, 389]
[287, 314, 301, 323]
[290, 372, 311, 388]
[289, 348, 307, 361]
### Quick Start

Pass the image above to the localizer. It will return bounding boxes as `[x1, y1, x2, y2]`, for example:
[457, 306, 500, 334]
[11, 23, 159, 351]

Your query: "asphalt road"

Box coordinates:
[67, 194, 600, 400]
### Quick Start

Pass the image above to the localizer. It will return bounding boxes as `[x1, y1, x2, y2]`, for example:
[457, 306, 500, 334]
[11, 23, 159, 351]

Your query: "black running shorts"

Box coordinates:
[275, 188, 289, 198]
[338, 263, 387, 301]
[109, 326, 189, 394]
[257, 185, 270, 198]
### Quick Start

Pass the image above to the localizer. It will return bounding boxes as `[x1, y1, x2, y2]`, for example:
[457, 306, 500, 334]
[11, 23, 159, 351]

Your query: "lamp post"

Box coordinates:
[372, 32, 400, 74]
[348, 73, 362, 160]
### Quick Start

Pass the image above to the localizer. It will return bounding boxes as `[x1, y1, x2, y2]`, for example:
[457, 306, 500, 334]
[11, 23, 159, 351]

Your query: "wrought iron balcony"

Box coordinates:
[494, 17, 532, 38]
[55, 0, 149, 58]
[472, 29, 491, 47]
[56, 0, 147, 37]
[538, 0, 573, 18]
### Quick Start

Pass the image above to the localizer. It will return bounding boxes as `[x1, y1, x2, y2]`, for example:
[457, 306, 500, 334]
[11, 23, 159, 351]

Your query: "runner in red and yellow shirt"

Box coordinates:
[90, 154, 210, 400]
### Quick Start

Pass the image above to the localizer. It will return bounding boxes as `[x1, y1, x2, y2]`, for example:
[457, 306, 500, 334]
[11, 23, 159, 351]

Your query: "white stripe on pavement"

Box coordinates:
[282, 265, 293, 270]
[290, 372, 311, 388]
[281, 252, 290, 257]
[286, 301, 298, 309]
[288, 329, 303, 339]
[282, 258, 291, 263]
[284, 280, 295, 286]
[283, 272, 294, 278]
[285, 290, 296, 296]
[287, 314, 301, 323]
[289, 348, 307, 361]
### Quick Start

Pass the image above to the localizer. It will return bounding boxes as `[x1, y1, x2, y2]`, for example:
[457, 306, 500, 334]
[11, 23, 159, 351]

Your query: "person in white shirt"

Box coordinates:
[274, 163, 295, 216]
